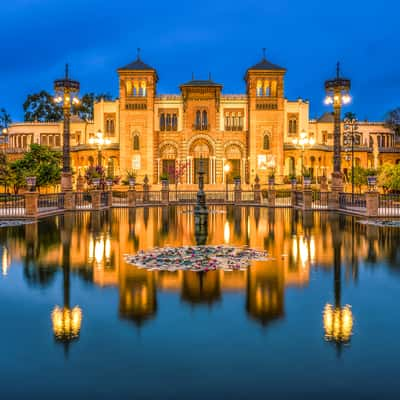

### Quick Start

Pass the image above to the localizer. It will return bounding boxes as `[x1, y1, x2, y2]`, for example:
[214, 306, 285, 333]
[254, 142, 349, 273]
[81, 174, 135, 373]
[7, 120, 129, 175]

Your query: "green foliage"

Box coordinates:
[378, 163, 400, 191]
[5, 144, 62, 192]
[0, 108, 12, 129]
[23, 90, 63, 122]
[23, 91, 113, 122]
[350, 166, 377, 192]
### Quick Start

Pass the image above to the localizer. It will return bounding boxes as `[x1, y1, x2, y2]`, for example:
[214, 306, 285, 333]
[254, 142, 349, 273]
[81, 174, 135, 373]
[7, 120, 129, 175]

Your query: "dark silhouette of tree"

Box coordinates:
[385, 107, 400, 136]
[0, 107, 11, 129]
[23, 90, 63, 122]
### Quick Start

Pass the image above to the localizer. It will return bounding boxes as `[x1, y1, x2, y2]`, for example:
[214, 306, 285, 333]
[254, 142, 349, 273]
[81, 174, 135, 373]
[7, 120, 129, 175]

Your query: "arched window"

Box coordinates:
[195, 111, 201, 129]
[166, 114, 172, 130]
[369, 136, 373, 147]
[140, 80, 146, 96]
[172, 114, 178, 130]
[160, 114, 165, 131]
[126, 81, 132, 96]
[133, 134, 140, 150]
[263, 134, 270, 150]
[264, 81, 270, 96]
[202, 110, 208, 129]
[256, 80, 263, 97]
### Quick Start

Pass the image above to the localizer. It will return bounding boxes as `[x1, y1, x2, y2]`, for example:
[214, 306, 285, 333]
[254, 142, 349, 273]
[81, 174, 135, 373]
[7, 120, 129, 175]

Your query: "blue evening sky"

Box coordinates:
[0, 0, 399, 121]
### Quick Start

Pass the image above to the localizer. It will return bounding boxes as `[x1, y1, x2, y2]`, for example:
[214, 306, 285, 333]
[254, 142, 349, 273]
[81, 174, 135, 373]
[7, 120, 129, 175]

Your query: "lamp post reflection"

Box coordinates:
[323, 238, 354, 354]
[51, 218, 83, 355]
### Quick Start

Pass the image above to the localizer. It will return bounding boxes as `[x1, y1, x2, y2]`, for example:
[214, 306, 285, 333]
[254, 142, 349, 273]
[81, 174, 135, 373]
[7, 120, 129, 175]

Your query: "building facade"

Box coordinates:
[3, 54, 400, 187]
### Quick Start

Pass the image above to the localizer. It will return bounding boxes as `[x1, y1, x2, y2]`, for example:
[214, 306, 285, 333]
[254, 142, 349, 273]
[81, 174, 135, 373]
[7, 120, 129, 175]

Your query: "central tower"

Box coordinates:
[245, 51, 286, 183]
[118, 52, 158, 182]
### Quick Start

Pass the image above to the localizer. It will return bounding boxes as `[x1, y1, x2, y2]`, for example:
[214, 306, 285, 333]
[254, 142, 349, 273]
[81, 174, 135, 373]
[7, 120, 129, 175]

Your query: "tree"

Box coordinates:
[350, 166, 377, 192]
[378, 163, 400, 192]
[0, 108, 12, 130]
[7, 144, 62, 193]
[23, 90, 63, 122]
[74, 92, 112, 121]
[385, 107, 400, 136]
[0, 153, 14, 191]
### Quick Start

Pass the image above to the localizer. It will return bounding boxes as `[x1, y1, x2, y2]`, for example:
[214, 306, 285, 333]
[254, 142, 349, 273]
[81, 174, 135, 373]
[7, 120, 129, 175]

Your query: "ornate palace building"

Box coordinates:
[3, 53, 400, 187]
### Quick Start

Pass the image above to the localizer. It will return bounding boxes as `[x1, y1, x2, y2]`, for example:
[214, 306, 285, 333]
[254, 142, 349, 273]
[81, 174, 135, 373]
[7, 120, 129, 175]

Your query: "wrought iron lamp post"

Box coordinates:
[343, 115, 359, 198]
[324, 63, 351, 191]
[89, 130, 111, 167]
[54, 64, 80, 192]
[291, 131, 315, 181]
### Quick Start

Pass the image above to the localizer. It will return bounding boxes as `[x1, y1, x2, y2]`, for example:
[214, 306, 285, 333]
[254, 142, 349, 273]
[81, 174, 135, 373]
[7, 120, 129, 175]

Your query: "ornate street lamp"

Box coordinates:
[291, 131, 315, 181]
[89, 130, 111, 167]
[324, 62, 351, 191]
[223, 163, 231, 201]
[54, 64, 80, 192]
[343, 115, 359, 198]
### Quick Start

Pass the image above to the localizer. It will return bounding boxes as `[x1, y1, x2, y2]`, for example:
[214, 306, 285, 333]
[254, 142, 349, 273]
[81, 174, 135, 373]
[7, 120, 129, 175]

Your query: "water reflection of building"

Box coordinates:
[3, 207, 398, 331]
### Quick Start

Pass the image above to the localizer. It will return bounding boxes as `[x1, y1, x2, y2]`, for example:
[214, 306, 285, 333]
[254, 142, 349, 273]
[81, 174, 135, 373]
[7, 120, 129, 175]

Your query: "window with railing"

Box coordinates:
[194, 110, 208, 130]
[256, 79, 278, 97]
[160, 113, 178, 131]
[105, 118, 115, 136]
[224, 111, 243, 131]
[126, 80, 147, 97]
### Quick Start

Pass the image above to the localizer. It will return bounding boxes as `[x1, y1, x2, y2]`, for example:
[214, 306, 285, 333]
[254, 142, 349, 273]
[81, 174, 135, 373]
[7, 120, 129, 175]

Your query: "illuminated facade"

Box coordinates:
[4, 54, 400, 186]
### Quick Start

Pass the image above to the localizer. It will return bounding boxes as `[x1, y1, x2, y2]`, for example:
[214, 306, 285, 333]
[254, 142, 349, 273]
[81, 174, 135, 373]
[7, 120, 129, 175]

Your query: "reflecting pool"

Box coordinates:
[1, 206, 400, 399]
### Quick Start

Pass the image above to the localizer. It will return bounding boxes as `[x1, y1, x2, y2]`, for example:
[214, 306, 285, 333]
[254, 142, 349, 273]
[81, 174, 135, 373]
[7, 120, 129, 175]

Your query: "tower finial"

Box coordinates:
[65, 63, 69, 79]
[336, 61, 340, 78]
[192, 72, 195, 80]
[262, 48, 266, 60]
[137, 48, 141, 60]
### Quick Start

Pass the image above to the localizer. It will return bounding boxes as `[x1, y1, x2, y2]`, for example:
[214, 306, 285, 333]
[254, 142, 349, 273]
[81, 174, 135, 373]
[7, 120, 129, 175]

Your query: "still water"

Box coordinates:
[0, 206, 399, 399]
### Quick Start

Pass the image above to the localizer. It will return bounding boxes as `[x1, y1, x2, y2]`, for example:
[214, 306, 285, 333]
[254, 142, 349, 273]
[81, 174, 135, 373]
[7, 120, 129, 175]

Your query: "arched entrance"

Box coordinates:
[225, 144, 242, 183]
[160, 144, 178, 183]
[190, 139, 212, 184]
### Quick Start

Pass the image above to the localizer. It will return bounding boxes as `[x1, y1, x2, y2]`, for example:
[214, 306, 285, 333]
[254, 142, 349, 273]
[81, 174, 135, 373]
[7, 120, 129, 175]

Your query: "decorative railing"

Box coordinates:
[378, 194, 400, 216]
[169, 191, 197, 203]
[112, 191, 128, 206]
[294, 191, 303, 207]
[206, 191, 234, 203]
[75, 192, 92, 209]
[312, 191, 329, 209]
[339, 193, 366, 212]
[38, 193, 64, 211]
[241, 191, 255, 203]
[275, 190, 292, 207]
[0, 194, 25, 217]
[100, 192, 109, 207]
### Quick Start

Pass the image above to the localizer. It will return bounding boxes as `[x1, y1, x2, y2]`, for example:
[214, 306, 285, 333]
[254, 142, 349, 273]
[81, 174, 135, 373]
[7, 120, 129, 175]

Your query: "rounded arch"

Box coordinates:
[187, 134, 215, 157]
[263, 131, 271, 150]
[159, 141, 179, 159]
[224, 141, 245, 159]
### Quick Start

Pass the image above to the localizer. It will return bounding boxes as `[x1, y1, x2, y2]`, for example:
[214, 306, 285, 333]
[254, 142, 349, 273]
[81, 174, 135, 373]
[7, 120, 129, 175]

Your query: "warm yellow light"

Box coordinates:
[2, 247, 10, 276]
[51, 306, 82, 341]
[309, 137, 316, 146]
[88, 237, 94, 260]
[342, 94, 351, 104]
[224, 221, 230, 244]
[223, 163, 231, 173]
[1, 128, 7, 134]
[324, 96, 333, 105]
[88, 138, 95, 145]
[292, 138, 298, 145]
[300, 131, 307, 139]
[323, 303, 353, 343]
[72, 97, 80, 105]
[105, 237, 111, 260]
[94, 238, 104, 264]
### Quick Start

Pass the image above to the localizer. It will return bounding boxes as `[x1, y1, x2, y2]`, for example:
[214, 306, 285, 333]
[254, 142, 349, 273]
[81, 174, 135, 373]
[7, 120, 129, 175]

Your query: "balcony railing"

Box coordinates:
[192, 124, 210, 131]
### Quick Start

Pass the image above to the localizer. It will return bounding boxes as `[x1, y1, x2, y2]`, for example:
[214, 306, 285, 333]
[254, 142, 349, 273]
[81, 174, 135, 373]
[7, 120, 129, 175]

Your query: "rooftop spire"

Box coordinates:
[137, 48, 141, 60]
[262, 48, 266, 60]
[208, 72, 212, 80]
[65, 63, 69, 79]
[336, 61, 340, 78]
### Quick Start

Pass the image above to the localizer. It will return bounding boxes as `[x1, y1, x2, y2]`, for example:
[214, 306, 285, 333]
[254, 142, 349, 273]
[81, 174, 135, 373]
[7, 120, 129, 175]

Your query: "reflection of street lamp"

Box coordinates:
[51, 225, 83, 355]
[322, 240, 354, 355]
[89, 130, 111, 167]
[324, 62, 351, 186]
[223, 163, 231, 200]
[292, 131, 315, 179]
[54, 64, 80, 192]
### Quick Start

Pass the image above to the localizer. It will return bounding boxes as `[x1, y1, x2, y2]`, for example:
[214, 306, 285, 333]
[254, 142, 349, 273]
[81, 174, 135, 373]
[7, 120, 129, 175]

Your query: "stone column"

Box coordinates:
[143, 176, 150, 203]
[24, 192, 39, 218]
[253, 175, 261, 204]
[64, 191, 75, 210]
[128, 188, 136, 207]
[302, 189, 313, 210]
[328, 190, 340, 210]
[291, 189, 297, 208]
[161, 180, 169, 205]
[366, 191, 379, 217]
[91, 190, 101, 210]
[234, 178, 242, 204]
[267, 189, 276, 207]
